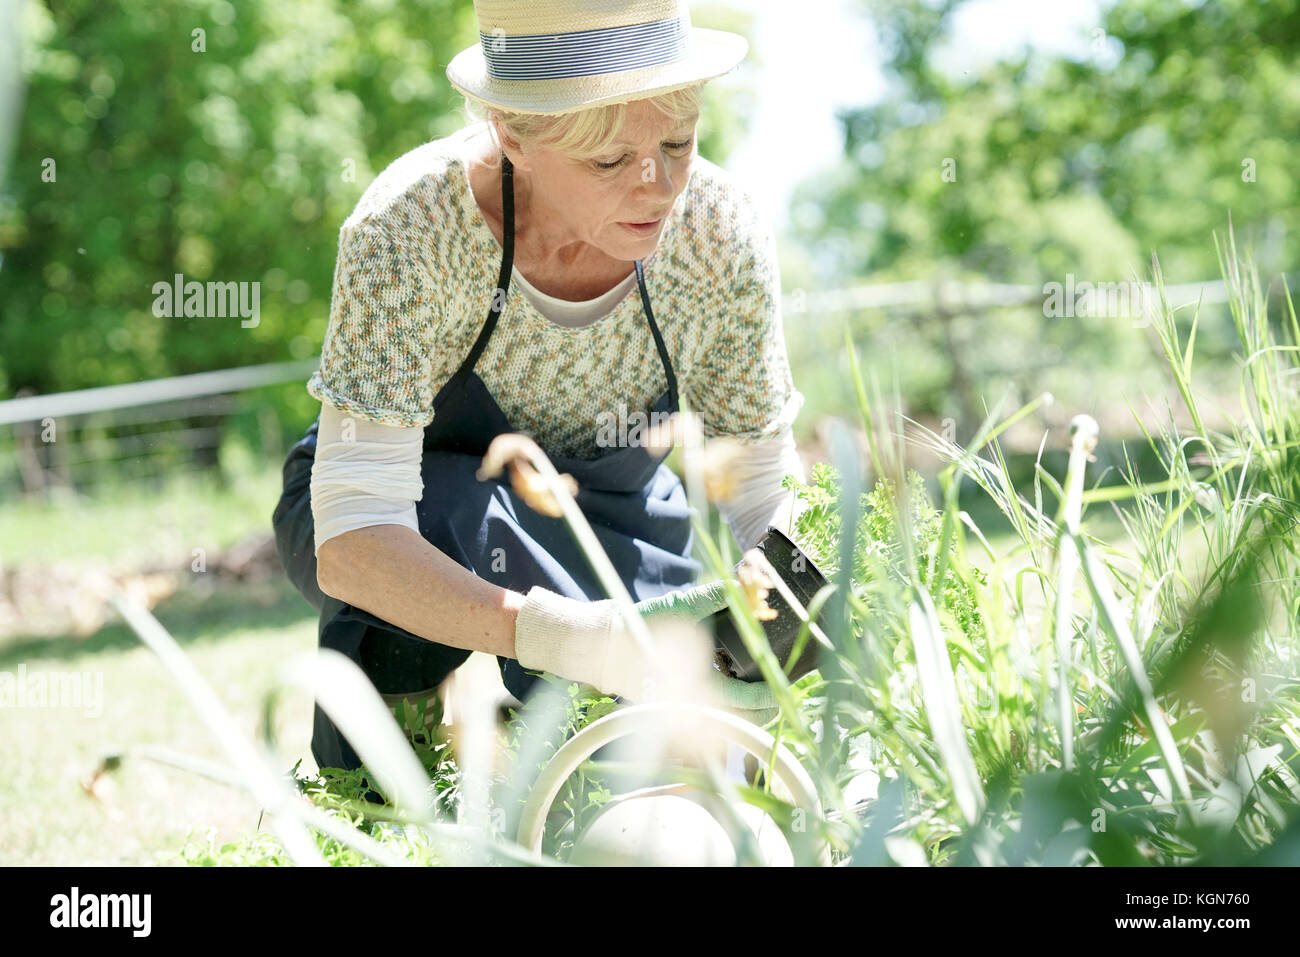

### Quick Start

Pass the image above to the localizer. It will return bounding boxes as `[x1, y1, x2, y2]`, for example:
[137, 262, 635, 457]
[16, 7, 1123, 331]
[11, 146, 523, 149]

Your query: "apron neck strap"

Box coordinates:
[634, 258, 679, 411]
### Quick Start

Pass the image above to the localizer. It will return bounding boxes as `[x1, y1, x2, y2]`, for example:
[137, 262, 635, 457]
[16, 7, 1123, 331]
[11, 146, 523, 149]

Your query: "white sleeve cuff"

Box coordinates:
[715, 425, 808, 552]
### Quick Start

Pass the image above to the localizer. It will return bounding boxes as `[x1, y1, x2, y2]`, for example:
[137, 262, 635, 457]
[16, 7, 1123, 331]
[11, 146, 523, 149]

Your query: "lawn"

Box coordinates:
[0, 576, 317, 865]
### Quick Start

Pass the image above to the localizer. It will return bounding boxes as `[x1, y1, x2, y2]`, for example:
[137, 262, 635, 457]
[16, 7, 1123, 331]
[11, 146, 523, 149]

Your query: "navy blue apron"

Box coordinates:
[272, 153, 701, 773]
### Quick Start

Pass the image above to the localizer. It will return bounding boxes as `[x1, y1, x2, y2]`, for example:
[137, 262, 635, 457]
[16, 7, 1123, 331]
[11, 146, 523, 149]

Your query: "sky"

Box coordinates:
[721, 0, 1105, 231]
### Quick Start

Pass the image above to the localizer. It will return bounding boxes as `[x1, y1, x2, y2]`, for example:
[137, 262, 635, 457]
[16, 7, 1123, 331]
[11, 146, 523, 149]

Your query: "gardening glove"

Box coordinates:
[514, 580, 778, 724]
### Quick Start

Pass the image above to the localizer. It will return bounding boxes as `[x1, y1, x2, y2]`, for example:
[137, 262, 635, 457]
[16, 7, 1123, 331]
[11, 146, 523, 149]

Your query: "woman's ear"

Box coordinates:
[490, 117, 530, 172]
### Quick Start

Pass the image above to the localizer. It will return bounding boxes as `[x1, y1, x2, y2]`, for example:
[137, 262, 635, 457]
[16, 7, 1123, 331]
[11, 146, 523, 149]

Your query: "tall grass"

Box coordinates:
[759, 229, 1300, 864]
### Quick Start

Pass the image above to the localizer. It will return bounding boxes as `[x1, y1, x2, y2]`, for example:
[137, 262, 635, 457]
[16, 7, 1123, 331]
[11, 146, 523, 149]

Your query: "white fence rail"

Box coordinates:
[0, 359, 320, 498]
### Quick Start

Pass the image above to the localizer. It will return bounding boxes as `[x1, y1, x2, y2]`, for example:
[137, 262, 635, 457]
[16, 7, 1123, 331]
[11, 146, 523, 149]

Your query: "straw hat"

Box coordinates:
[446, 0, 749, 116]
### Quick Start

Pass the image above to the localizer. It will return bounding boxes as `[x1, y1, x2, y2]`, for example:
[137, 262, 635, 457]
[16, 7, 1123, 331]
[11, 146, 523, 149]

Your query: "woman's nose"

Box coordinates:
[637, 153, 678, 201]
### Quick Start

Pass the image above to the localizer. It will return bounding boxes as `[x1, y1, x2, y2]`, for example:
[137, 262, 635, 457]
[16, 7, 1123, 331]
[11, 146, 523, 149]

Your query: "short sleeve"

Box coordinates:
[686, 215, 805, 443]
[307, 222, 439, 428]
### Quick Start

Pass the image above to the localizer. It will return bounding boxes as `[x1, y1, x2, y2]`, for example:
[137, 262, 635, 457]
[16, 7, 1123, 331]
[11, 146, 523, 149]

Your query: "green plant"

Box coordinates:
[497, 677, 620, 860]
[784, 463, 988, 644]
[767, 228, 1300, 865]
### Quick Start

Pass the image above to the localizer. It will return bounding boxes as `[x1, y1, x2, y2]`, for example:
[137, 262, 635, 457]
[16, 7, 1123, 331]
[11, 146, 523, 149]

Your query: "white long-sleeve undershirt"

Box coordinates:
[310, 400, 425, 557]
[715, 426, 808, 553]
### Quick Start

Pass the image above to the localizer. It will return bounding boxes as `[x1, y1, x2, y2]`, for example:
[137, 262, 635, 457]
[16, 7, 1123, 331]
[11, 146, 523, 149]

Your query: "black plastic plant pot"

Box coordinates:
[708, 526, 831, 684]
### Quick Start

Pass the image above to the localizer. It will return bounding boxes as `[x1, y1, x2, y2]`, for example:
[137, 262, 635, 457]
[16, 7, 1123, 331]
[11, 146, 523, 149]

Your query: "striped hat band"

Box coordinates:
[480, 17, 689, 82]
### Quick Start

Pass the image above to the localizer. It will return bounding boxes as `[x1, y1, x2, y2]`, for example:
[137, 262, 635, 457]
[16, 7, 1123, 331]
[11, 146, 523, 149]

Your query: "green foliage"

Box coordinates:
[3, 0, 470, 398]
[823, 0, 1299, 282]
[166, 758, 448, 866]
[785, 0, 1300, 431]
[172, 826, 296, 866]
[774, 241, 1300, 865]
[783, 462, 986, 641]
[779, 463, 840, 570]
[171, 676, 626, 866]
[498, 676, 619, 860]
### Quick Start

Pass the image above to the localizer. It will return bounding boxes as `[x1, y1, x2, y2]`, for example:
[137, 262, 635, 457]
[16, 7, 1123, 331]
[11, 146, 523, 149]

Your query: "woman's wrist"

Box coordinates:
[500, 587, 528, 659]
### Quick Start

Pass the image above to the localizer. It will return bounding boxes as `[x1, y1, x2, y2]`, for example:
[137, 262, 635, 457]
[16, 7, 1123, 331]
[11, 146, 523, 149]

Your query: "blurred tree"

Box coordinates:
[803, 0, 1298, 284]
[787, 0, 1299, 429]
[1, 0, 478, 402]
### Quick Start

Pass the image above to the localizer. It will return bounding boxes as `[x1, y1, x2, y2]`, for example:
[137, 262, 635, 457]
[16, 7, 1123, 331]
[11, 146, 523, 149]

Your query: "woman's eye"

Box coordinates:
[593, 139, 694, 171]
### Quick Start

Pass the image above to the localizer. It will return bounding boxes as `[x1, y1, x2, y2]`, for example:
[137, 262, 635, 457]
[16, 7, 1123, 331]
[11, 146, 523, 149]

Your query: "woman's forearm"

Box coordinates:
[316, 523, 525, 659]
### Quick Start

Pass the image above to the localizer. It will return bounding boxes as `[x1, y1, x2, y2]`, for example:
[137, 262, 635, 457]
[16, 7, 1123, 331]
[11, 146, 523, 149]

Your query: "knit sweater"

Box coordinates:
[306, 122, 805, 460]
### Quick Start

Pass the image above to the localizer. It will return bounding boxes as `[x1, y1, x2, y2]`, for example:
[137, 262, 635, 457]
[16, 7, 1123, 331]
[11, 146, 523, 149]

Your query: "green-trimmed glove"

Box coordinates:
[514, 581, 777, 723]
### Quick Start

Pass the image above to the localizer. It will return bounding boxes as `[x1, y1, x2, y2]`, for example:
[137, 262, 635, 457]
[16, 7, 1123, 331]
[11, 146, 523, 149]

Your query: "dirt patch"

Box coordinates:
[0, 532, 284, 641]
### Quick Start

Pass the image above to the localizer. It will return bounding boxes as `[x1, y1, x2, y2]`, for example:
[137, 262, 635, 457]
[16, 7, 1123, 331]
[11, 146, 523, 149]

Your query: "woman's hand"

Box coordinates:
[513, 580, 778, 723]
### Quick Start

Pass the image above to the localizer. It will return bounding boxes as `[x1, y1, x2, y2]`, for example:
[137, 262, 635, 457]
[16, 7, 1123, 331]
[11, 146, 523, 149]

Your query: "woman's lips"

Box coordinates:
[620, 218, 663, 236]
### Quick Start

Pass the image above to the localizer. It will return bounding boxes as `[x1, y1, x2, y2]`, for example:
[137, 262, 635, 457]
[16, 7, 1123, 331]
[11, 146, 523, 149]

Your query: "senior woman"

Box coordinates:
[272, 0, 808, 773]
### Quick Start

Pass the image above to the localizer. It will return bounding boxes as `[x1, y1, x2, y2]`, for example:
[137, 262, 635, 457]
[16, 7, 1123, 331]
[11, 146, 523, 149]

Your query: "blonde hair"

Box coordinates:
[462, 82, 705, 165]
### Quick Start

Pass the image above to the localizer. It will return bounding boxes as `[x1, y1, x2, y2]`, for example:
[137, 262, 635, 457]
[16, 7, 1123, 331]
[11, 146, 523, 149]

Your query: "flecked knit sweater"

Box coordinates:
[306, 122, 805, 460]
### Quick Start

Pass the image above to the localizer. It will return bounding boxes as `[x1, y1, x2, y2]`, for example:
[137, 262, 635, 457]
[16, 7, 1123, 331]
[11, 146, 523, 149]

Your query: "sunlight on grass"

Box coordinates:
[0, 579, 318, 865]
[1, 460, 283, 568]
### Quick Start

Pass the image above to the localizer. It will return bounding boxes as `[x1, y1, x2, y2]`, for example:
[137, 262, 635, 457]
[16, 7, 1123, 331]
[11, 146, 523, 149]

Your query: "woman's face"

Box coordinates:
[509, 99, 699, 262]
